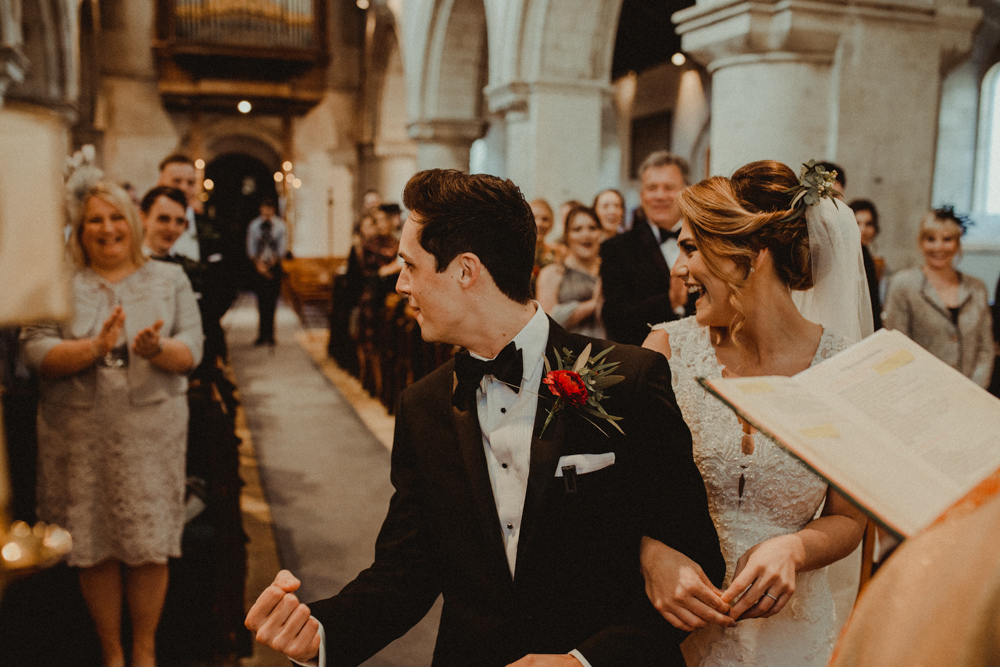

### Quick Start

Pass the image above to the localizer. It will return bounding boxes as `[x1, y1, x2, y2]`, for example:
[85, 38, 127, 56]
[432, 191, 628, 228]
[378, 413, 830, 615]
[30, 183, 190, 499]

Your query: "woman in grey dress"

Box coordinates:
[536, 204, 606, 338]
[21, 182, 202, 667]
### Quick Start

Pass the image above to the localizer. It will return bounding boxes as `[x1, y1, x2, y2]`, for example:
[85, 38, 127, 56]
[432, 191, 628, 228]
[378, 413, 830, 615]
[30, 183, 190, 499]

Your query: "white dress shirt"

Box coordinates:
[170, 207, 201, 261]
[300, 304, 591, 667]
[649, 219, 682, 269]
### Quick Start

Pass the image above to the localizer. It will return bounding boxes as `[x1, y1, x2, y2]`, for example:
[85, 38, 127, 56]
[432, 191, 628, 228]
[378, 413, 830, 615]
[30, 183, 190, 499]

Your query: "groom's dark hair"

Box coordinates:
[403, 169, 536, 304]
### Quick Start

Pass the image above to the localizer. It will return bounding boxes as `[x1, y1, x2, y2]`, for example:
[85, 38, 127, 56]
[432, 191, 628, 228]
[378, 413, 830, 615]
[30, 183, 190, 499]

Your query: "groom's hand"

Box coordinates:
[507, 655, 582, 666]
[245, 570, 321, 663]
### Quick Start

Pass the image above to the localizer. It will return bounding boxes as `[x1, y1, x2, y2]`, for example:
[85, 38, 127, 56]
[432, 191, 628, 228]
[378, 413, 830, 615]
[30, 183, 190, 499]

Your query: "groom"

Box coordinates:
[245, 170, 724, 666]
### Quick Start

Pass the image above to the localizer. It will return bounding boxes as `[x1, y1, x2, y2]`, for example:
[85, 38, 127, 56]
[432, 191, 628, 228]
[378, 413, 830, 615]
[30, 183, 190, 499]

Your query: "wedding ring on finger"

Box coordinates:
[762, 592, 779, 603]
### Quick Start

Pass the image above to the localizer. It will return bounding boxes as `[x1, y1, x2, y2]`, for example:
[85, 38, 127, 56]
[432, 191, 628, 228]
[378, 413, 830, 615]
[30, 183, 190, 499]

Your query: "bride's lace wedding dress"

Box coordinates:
[652, 317, 847, 666]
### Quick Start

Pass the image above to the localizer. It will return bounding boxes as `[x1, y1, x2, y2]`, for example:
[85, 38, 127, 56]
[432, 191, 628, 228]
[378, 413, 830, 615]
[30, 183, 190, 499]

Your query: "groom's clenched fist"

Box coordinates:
[245, 570, 322, 663]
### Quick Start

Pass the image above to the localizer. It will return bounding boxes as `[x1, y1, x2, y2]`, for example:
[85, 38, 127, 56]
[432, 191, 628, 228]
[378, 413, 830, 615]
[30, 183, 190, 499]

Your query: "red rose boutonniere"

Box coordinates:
[540, 343, 625, 438]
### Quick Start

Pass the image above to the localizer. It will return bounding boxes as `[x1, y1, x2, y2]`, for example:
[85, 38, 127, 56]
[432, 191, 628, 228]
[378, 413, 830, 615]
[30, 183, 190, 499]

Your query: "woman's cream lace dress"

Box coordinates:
[652, 317, 847, 666]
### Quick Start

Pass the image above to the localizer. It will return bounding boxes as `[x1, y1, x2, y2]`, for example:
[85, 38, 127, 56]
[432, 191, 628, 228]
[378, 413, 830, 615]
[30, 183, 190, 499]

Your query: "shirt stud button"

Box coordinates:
[500, 407, 506, 414]
[507, 523, 513, 529]
[502, 463, 508, 469]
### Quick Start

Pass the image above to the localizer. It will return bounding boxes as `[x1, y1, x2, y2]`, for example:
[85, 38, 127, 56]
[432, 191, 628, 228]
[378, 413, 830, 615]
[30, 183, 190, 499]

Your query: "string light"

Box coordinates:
[203, 179, 214, 190]
[283, 161, 293, 171]
[194, 159, 205, 170]
[274, 172, 284, 182]
[671, 52, 686, 67]
[238, 100, 252, 113]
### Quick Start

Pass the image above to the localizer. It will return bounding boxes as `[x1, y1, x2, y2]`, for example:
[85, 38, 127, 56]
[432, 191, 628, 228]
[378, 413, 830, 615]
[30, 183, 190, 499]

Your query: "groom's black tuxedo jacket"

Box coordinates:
[310, 320, 724, 666]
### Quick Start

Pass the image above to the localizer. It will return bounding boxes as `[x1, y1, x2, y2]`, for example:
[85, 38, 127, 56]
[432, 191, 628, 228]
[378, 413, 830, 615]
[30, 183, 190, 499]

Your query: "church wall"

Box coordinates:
[611, 61, 711, 210]
[291, 91, 360, 258]
[96, 76, 181, 191]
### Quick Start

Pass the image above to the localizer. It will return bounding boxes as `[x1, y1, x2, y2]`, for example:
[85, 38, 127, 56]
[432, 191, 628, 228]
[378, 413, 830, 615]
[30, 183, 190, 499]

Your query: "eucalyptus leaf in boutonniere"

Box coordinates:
[539, 343, 625, 438]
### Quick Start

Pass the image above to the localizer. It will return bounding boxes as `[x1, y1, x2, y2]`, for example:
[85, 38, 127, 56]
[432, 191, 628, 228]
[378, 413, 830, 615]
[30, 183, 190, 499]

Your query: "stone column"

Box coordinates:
[408, 119, 485, 173]
[485, 80, 607, 203]
[674, 0, 981, 268]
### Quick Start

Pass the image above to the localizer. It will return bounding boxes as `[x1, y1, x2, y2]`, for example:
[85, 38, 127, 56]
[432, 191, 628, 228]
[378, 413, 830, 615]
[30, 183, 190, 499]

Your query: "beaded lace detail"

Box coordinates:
[652, 317, 847, 666]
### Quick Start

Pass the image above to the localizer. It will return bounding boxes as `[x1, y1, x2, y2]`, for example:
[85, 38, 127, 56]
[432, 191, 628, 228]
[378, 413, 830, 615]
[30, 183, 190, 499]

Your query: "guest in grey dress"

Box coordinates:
[536, 204, 606, 338]
[21, 182, 202, 667]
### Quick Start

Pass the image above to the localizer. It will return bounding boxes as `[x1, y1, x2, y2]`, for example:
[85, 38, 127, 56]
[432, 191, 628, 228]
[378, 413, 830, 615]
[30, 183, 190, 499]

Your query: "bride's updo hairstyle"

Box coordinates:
[677, 160, 811, 334]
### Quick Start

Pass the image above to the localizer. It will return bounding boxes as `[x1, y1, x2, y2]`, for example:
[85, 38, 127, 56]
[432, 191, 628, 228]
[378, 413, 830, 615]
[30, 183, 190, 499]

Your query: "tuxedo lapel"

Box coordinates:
[452, 400, 512, 582]
[515, 321, 570, 573]
[636, 220, 672, 279]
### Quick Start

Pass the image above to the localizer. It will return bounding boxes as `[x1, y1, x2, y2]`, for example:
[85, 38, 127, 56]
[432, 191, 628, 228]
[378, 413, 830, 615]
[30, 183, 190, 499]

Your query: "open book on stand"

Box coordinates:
[699, 329, 1000, 540]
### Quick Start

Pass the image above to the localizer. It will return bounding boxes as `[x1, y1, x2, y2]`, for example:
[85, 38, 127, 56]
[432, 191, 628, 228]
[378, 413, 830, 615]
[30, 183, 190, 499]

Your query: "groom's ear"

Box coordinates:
[456, 252, 483, 288]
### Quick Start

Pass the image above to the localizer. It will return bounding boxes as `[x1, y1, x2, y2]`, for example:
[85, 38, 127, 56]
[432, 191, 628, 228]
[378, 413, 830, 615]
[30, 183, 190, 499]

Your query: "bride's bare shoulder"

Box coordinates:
[642, 328, 672, 360]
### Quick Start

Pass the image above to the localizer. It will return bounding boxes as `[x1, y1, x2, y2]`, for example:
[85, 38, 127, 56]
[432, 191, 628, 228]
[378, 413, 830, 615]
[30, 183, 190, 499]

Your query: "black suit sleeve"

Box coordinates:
[308, 395, 443, 666]
[600, 240, 677, 345]
[578, 349, 725, 663]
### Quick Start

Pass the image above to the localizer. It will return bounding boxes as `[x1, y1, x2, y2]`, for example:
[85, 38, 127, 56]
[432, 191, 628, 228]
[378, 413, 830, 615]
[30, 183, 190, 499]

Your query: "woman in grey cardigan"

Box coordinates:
[883, 208, 993, 387]
[21, 182, 202, 667]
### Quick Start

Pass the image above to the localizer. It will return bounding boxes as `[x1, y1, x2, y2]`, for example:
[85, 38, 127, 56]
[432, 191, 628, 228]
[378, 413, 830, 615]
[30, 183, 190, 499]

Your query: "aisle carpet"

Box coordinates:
[227, 295, 440, 666]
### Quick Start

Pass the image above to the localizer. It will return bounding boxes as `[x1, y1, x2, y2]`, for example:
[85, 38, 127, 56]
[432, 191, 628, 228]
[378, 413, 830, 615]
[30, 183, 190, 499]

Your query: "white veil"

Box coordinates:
[791, 196, 874, 345]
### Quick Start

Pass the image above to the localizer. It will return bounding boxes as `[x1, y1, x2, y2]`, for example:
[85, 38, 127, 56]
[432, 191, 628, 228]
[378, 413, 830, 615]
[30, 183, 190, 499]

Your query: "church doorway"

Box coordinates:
[204, 153, 280, 292]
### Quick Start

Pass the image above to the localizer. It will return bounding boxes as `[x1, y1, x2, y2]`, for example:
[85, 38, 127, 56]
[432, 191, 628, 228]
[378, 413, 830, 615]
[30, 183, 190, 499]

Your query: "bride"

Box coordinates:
[640, 160, 871, 665]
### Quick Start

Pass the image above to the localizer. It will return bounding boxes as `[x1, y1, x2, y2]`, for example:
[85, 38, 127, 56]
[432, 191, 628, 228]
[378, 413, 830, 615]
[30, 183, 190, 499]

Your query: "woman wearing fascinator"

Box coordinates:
[21, 179, 202, 667]
[883, 207, 994, 388]
[640, 160, 871, 665]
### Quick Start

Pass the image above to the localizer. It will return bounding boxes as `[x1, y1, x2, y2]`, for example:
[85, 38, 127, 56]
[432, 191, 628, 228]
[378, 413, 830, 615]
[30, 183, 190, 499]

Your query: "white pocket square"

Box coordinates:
[554, 453, 616, 476]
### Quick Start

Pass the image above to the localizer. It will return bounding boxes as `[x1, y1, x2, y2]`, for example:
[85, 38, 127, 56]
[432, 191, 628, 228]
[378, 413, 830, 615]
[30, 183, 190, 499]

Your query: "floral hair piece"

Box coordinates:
[781, 159, 839, 222]
[64, 144, 103, 223]
[932, 205, 972, 236]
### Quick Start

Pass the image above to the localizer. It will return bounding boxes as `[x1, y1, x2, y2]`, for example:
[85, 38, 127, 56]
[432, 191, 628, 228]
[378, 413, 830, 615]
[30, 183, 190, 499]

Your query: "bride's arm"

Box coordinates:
[723, 488, 865, 621]
[642, 329, 671, 360]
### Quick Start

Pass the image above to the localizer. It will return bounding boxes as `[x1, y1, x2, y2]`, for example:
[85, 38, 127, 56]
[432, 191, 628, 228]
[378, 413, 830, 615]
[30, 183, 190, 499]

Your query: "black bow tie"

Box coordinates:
[453, 342, 523, 411]
[655, 226, 681, 245]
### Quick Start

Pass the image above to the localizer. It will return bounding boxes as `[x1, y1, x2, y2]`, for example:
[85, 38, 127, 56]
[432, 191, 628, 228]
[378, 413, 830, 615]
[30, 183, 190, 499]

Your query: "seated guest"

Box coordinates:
[884, 207, 994, 387]
[601, 151, 691, 345]
[848, 199, 884, 330]
[592, 188, 626, 240]
[536, 205, 605, 338]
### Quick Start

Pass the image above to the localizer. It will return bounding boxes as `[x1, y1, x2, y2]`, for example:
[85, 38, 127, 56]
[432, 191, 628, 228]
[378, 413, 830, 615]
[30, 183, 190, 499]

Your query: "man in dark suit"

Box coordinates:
[601, 152, 693, 346]
[245, 170, 724, 666]
[158, 154, 235, 366]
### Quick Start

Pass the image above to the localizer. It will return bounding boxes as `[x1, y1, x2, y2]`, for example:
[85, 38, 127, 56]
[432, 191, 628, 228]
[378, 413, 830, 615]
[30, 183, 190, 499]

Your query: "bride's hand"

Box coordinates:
[640, 537, 733, 631]
[723, 534, 803, 621]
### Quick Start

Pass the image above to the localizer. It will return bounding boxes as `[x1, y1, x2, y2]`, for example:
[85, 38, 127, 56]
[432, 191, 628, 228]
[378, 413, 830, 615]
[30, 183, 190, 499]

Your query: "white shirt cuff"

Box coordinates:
[570, 649, 593, 667]
[290, 618, 326, 667]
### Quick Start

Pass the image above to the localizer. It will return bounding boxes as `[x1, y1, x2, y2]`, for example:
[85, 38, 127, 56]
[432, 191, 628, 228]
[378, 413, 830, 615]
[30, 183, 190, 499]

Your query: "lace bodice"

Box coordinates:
[653, 317, 848, 666]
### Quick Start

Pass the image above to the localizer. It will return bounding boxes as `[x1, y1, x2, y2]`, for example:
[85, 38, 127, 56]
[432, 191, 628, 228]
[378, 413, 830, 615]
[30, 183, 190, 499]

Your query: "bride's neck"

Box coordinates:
[715, 285, 818, 372]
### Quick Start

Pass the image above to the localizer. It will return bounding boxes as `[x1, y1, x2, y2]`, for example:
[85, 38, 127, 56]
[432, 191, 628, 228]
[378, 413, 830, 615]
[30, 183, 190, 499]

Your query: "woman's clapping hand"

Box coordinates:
[93, 306, 126, 357]
[132, 319, 165, 359]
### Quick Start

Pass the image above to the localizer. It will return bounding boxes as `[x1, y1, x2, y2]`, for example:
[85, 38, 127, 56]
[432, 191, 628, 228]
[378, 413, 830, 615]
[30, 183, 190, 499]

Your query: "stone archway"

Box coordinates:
[361, 15, 417, 205]
[407, 0, 489, 171]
